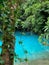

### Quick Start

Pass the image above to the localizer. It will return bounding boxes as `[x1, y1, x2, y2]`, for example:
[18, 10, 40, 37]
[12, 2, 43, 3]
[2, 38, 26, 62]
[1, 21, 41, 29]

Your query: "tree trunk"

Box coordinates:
[2, 32, 15, 65]
[2, 49, 11, 65]
[2, 0, 15, 65]
[1, 0, 24, 65]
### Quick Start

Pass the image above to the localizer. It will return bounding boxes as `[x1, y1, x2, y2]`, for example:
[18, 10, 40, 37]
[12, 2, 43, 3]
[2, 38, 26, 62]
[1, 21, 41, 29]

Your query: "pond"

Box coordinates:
[14, 31, 49, 61]
[0, 31, 49, 62]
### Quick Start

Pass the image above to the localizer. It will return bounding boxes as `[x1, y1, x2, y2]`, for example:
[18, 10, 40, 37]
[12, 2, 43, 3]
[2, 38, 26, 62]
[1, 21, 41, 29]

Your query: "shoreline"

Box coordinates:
[15, 59, 49, 65]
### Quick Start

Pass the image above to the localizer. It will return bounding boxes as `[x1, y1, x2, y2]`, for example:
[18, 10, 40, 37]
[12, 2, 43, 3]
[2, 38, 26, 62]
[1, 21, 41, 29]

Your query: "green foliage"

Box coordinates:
[44, 17, 49, 32]
[0, 0, 49, 64]
[15, 0, 49, 46]
[15, 0, 49, 34]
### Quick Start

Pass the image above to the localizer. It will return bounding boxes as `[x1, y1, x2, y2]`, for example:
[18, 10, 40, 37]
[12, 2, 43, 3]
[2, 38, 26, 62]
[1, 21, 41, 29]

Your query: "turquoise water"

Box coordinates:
[14, 31, 49, 61]
[0, 31, 49, 61]
[0, 41, 2, 54]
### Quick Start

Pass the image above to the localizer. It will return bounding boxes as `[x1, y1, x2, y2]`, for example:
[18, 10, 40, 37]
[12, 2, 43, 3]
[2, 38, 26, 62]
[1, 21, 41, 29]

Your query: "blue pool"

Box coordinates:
[0, 31, 49, 61]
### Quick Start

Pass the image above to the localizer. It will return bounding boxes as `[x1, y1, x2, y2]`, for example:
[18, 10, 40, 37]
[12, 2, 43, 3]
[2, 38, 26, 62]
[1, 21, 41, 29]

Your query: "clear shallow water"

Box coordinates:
[0, 41, 2, 54]
[14, 31, 49, 61]
[0, 31, 49, 61]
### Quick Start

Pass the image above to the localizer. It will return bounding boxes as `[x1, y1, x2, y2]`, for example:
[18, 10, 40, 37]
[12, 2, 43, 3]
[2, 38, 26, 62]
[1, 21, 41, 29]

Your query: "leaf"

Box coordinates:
[24, 58, 28, 62]
[24, 50, 28, 54]
[19, 41, 23, 45]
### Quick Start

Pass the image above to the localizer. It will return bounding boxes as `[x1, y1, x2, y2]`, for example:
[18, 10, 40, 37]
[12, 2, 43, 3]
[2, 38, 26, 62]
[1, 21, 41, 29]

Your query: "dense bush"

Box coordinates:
[15, 0, 49, 35]
[0, 0, 49, 35]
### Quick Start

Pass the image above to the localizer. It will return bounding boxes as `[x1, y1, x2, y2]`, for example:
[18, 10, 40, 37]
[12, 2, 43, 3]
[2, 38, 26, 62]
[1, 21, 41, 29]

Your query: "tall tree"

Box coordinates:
[0, 0, 26, 65]
[0, 0, 17, 65]
[1, 0, 15, 65]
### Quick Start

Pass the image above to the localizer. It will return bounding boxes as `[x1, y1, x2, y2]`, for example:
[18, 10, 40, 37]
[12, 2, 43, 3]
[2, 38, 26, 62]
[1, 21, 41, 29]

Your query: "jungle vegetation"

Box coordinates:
[0, 0, 49, 65]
